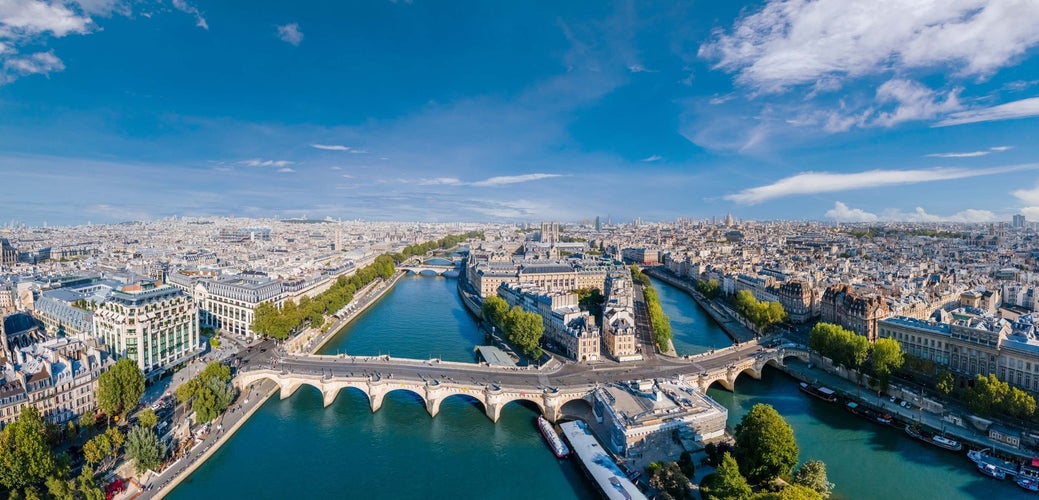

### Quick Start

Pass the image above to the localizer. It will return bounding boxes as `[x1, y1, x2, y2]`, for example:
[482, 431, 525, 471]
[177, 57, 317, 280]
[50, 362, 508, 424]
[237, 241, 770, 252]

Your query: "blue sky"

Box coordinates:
[2, 0, 1039, 225]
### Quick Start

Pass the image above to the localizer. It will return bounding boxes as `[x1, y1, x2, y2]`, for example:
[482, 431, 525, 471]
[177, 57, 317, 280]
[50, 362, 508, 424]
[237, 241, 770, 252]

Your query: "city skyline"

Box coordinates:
[2, 1, 1039, 225]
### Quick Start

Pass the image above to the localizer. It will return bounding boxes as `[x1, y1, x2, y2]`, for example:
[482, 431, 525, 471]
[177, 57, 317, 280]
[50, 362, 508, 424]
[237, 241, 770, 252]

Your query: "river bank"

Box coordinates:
[644, 267, 756, 343]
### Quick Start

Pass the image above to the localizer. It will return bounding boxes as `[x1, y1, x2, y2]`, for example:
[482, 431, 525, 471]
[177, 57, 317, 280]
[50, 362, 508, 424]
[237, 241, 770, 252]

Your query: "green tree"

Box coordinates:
[45, 475, 75, 500]
[1005, 387, 1036, 419]
[97, 357, 145, 421]
[0, 407, 58, 492]
[504, 306, 544, 359]
[792, 460, 833, 498]
[648, 461, 692, 500]
[482, 295, 509, 329]
[735, 404, 799, 484]
[752, 484, 823, 500]
[125, 425, 164, 476]
[199, 361, 232, 383]
[138, 408, 158, 429]
[868, 338, 904, 389]
[192, 376, 235, 423]
[82, 434, 111, 466]
[965, 373, 1009, 416]
[935, 370, 955, 397]
[105, 427, 124, 452]
[704, 452, 752, 500]
[76, 467, 104, 500]
[677, 451, 696, 479]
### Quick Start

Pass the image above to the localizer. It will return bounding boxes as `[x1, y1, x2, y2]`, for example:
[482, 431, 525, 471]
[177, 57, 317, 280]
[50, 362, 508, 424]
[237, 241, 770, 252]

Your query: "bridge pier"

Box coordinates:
[280, 381, 303, 400]
[369, 391, 385, 413]
[322, 388, 339, 408]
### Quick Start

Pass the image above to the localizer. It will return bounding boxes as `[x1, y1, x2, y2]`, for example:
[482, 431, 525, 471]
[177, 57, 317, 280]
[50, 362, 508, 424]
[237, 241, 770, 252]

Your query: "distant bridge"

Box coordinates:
[236, 341, 809, 422]
[397, 265, 459, 276]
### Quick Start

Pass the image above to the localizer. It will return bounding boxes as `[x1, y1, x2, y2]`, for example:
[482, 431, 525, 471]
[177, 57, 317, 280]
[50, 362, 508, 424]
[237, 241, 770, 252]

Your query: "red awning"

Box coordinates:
[1031, 457, 1039, 468]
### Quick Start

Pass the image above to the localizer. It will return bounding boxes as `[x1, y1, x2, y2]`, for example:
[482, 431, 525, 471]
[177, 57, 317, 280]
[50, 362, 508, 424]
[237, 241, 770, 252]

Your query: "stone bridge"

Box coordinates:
[235, 343, 810, 422]
[235, 369, 591, 422]
[693, 347, 810, 392]
[397, 265, 458, 276]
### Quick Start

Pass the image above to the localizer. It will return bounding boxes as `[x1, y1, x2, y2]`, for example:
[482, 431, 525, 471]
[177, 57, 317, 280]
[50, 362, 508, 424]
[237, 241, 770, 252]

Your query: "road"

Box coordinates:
[261, 338, 779, 391]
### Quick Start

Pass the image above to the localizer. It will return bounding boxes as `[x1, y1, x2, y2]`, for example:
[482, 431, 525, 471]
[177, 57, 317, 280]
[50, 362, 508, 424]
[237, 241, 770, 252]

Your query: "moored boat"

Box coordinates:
[968, 448, 1019, 478]
[978, 462, 1007, 480]
[799, 382, 838, 403]
[535, 415, 570, 459]
[1017, 477, 1039, 492]
[845, 401, 894, 426]
[904, 424, 963, 452]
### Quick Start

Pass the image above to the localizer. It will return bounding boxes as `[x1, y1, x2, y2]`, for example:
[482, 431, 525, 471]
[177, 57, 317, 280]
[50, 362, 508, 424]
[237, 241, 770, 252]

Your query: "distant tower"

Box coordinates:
[724, 213, 734, 227]
[334, 226, 343, 251]
[539, 221, 559, 244]
[1013, 214, 1026, 229]
[595, 216, 601, 232]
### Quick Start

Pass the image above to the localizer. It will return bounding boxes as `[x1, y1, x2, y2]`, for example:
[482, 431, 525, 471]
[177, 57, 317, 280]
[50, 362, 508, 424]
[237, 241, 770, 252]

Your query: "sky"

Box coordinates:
[2, 0, 1039, 226]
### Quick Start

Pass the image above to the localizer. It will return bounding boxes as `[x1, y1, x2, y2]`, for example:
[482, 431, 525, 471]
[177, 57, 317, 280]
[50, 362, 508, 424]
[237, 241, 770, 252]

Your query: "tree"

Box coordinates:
[105, 427, 124, 452]
[125, 425, 164, 476]
[678, 451, 696, 479]
[97, 357, 145, 421]
[45, 475, 75, 500]
[1005, 387, 1036, 419]
[752, 484, 823, 500]
[193, 376, 235, 423]
[199, 361, 232, 383]
[82, 434, 112, 466]
[504, 306, 544, 359]
[648, 461, 692, 500]
[76, 467, 104, 500]
[935, 370, 955, 397]
[868, 338, 904, 389]
[482, 295, 509, 329]
[965, 373, 1010, 416]
[0, 407, 59, 492]
[792, 460, 833, 498]
[138, 408, 158, 429]
[704, 452, 752, 500]
[735, 404, 799, 484]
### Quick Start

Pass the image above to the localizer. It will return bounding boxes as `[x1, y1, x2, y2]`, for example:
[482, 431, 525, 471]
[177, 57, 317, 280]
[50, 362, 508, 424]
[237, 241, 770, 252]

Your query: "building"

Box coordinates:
[0, 337, 113, 428]
[770, 280, 818, 323]
[0, 238, 18, 266]
[602, 273, 641, 362]
[1013, 214, 1026, 229]
[498, 282, 600, 362]
[93, 281, 200, 377]
[821, 284, 889, 340]
[466, 254, 619, 298]
[592, 379, 728, 457]
[199, 273, 283, 339]
[539, 221, 560, 245]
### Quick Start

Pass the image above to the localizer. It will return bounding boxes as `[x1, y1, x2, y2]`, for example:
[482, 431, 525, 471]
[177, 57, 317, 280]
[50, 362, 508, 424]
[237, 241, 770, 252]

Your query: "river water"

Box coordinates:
[170, 273, 1029, 499]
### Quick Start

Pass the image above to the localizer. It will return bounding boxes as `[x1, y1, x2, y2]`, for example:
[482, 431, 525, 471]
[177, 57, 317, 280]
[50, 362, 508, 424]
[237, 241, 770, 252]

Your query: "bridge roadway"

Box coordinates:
[236, 337, 808, 422]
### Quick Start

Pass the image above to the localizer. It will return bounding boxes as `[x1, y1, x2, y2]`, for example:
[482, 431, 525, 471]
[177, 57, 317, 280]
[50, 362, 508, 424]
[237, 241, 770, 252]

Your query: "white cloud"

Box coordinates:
[470, 173, 562, 187]
[312, 143, 350, 151]
[240, 158, 294, 168]
[0, 0, 93, 38]
[726, 164, 1039, 204]
[171, 0, 207, 30]
[1012, 182, 1039, 205]
[277, 23, 302, 46]
[628, 64, 655, 73]
[880, 207, 998, 223]
[934, 97, 1039, 127]
[700, 0, 1039, 93]
[825, 202, 877, 222]
[871, 79, 961, 127]
[1, 50, 63, 82]
[277, 167, 295, 173]
[926, 151, 989, 158]
[641, 154, 662, 162]
[990, 145, 1014, 152]
[418, 177, 462, 186]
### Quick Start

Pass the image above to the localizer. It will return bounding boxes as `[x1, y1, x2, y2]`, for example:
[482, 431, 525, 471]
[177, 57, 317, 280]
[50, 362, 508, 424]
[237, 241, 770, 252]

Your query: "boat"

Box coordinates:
[535, 415, 570, 458]
[799, 382, 838, 403]
[904, 424, 963, 452]
[845, 401, 894, 426]
[1017, 477, 1039, 492]
[978, 463, 1007, 480]
[968, 448, 1020, 478]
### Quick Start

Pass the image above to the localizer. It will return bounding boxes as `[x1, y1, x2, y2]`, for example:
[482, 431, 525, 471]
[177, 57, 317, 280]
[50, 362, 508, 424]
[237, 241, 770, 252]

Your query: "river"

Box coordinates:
[170, 273, 1030, 499]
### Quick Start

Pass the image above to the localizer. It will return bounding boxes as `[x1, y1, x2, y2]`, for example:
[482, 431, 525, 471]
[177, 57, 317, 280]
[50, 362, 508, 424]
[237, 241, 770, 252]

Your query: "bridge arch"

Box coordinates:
[559, 397, 593, 420]
[372, 386, 430, 415]
[433, 392, 487, 417]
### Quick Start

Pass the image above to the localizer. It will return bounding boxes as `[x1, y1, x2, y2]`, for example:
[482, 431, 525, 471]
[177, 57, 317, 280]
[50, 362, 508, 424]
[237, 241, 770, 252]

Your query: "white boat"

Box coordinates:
[1017, 477, 1039, 492]
[978, 463, 1007, 480]
[968, 448, 1018, 477]
[536, 415, 571, 458]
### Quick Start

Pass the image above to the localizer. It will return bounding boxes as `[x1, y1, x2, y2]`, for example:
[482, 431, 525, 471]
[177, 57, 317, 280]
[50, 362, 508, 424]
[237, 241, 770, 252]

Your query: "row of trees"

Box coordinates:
[807, 323, 904, 390]
[481, 296, 544, 359]
[695, 278, 721, 299]
[630, 266, 673, 352]
[0, 407, 106, 499]
[175, 362, 235, 424]
[391, 231, 484, 262]
[252, 254, 397, 339]
[963, 373, 1037, 419]
[702, 404, 833, 500]
[732, 290, 787, 331]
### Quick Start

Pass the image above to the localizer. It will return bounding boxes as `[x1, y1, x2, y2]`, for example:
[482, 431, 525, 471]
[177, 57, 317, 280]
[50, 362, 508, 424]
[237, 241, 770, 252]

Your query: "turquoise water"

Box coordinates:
[171, 274, 1028, 499]
[648, 275, 733, 355]
[169, 276, 595, 499]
